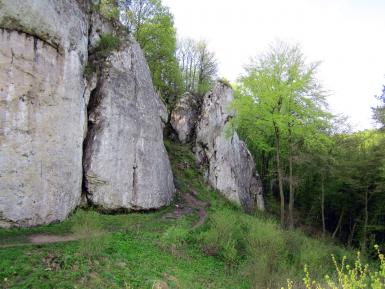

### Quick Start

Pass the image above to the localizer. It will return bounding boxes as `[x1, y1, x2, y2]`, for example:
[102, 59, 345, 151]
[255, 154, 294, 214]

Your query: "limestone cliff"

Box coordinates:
[0, 0, 174, 227]
[83, 41, 174, 210]
[171, 82, 265, 212]
[0, 0, 89, 227]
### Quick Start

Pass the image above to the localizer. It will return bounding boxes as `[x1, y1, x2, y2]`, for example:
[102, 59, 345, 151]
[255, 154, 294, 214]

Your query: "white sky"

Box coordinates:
[162, 0, 385, 130]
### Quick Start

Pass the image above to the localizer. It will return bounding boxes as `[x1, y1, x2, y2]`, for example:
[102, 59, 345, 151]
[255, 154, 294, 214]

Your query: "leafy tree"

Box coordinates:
[118, 0, 183, 106]
[177, 38, 217, 96]
[372, 85, 385, 128]
[231, 42, 330, 227]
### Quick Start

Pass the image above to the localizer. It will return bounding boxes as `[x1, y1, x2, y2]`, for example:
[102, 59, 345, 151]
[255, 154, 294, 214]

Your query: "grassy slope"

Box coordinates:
[0, 140, 352, 289]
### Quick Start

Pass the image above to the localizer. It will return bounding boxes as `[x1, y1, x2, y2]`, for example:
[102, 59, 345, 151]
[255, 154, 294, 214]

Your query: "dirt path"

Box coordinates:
[0, 234, 79, 248]
[28, 234, 78, 244]
[0, 191, 209, 248]
[163, 190, 209, 229]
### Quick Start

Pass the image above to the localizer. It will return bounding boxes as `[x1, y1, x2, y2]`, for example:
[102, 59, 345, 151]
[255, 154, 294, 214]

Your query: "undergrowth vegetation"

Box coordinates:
[94, 32, 121, 58]
[0, 140, 383, 288]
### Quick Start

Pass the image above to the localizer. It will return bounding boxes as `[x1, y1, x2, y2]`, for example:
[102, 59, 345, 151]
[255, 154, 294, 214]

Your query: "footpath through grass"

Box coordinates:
[0, 140, 368, 289]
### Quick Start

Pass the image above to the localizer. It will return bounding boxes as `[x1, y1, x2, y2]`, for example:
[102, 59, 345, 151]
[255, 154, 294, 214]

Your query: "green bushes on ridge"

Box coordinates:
[199, 208, 353, 288]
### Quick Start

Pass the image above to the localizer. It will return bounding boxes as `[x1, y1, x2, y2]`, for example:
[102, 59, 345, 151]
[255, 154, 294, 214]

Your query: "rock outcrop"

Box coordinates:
[0, 0, 89, 227]
[83, 41, 174, 210]
[0, 0, 174, 227]
[170, 92, 200, 144]
[172, 82, 264, 212]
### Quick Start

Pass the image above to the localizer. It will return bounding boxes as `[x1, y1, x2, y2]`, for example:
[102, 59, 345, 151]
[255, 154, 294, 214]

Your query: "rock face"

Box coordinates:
[0, 0, 89, 227]
[0, 0, 175, 227]
[83, 41, 174, 210]
[170, 92, 200, 143]
[194, 82, 265, 212]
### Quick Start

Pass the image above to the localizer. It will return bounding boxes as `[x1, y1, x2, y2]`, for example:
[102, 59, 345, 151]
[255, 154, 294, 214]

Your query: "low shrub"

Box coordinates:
[95, 33, 120, 58]
[284, 245, 385, 289]
[200, 209, 247, 266]
[160, 220, 190, 255]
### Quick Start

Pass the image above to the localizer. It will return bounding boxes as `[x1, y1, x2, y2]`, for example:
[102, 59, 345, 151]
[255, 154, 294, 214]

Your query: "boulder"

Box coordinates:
[83, 40, 175, 210]
[170, 92, 200, 143]
[195, 82, 264, 212]
[0, 0, 89, 226]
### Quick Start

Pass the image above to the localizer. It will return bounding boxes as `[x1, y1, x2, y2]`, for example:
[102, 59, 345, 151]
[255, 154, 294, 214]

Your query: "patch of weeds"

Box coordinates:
[160, 219, 190, 257]
[200, 209, 247, 267]
[218, 77, 232, 88]
[83, 62, 96, 80]
[92, 0, 120, 21]
[95, 33, 120, 58]
[71, 210, 108, 260]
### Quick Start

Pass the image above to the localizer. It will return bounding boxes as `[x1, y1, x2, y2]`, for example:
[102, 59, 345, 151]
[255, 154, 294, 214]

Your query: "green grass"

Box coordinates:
[0, 140, 360, 288]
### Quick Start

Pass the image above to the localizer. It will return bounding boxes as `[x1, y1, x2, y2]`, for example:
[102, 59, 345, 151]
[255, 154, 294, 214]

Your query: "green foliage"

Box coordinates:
[177, 38, 218, 96]
[218, 77, 232, 88]
[71, 210, 108, 259]
[83, 62, 96, 79]
[94, 0, 120, 21]
[200, 209, 245, 265]
[230, 41, 332, 227]
[198, 205, 351, 288]
[159, 219, 190, 253]
[125, 0, 183, 107]
[285, 245, 385, 289]
[95, 33, 121, 57]
[0, 140, 374, 289]
[373, 85, 385, 128]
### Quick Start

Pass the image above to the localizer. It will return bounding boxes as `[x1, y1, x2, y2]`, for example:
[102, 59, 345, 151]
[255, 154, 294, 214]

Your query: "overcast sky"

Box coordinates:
[162, 0, 385, 130]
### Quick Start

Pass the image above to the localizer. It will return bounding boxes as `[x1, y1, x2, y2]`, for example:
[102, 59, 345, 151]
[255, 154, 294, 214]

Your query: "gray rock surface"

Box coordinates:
[0, 0, 89, 227]
[195, 82, 265, 212]
[0, 0, 175, 227]
[170, 92, 200, 143]
[83, 40, 175, 210]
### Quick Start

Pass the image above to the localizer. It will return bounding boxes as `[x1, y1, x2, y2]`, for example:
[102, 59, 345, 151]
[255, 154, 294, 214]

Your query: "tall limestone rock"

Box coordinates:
[83, 40, 174, 210]
[170, 92, 200, 144]
[0, 0, 89, 227]
[172, 82, 264, 212]
[0, 0, 174, 227]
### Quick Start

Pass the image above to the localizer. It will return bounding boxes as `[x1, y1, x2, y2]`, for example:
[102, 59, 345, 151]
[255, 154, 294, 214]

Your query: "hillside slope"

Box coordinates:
[0, 140, 353, 289]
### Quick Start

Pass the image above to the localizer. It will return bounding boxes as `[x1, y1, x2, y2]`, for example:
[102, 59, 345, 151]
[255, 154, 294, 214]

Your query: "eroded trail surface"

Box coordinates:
[163, 190, 209, 229]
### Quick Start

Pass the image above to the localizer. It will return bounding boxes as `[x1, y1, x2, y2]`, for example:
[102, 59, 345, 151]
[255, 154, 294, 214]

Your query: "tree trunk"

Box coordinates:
[361, 190, 369, 254]
[274, 125, 285, 227]
[321, 174, 326, 237]
[348, 221, 357, 247]
[288, 146, 294, 229]
[332, 210, 344, 239]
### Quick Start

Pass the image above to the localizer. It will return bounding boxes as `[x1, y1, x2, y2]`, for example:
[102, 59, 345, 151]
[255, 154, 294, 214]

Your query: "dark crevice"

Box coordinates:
[81, 10, 102, 207]
[81, 81, 103, 206]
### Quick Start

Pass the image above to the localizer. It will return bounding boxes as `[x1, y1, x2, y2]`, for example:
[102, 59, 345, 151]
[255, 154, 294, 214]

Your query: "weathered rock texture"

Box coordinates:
[194, 83, 265, 212]
[170, 92, 200, 144]
[0, 0, 174, 227]
[83, 41, 174, 210]
[0, 0, 89, 227]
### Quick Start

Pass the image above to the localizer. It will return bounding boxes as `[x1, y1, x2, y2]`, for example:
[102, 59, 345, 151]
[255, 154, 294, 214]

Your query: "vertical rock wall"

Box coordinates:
[0, 0, 89, 227]
[171, 82, 265, 212]
[0, 0, 175, 227]
[83, 41, 175, 210]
